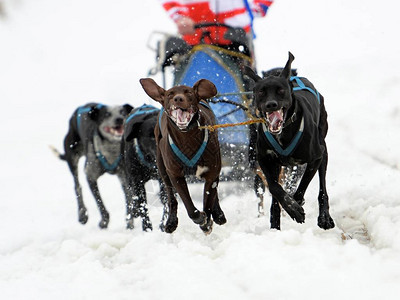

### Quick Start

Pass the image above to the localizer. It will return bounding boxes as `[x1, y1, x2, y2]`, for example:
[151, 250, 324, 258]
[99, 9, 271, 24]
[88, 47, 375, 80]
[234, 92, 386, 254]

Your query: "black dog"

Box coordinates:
[52, 102, 133, 228]
[123, 104, 168, 231]
[244, 52, 335, 230]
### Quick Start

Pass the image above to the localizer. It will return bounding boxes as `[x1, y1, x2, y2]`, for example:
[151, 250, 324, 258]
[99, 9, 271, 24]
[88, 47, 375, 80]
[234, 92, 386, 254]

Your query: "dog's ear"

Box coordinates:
[280, 52, 295, 80]
[140, 78, 166, 104]
[193, 79, 217, 101]
[243, 66, 262, 82]
[124, 117, 140, 142]
[88, 104, 106, 121]
[122, 104, 134, 116]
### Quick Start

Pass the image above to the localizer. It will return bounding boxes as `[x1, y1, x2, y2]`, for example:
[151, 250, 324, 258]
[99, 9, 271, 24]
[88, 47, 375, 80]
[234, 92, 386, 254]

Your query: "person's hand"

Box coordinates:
[176, 16, 195, 35]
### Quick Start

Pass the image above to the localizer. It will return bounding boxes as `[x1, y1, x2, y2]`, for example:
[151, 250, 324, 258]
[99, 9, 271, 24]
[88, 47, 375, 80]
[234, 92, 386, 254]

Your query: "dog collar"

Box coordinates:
[93, 132, 122, 172]
[168, 121, 209, 168]
[283, 97, 299, 128]
[262, 116, 304, 157]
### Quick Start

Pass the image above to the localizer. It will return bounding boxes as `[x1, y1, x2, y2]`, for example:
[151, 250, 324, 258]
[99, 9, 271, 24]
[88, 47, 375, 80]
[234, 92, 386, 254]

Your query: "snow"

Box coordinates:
[1, 0, 400, 299]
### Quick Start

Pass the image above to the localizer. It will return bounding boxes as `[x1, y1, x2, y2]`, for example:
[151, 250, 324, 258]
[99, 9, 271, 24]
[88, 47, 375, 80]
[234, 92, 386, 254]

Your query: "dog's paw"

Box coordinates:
[212, 202, 227, 225]
[165, 216, 178, 233]
[78, 208, 88, 225]
[98, 219, 109, 229]
[98, 212, 110, 229]
[318, 213, 335, 230]
[192, 210, 207, 226]
[142, 218, 153, 232]
[200, 218, 213, 235]
[126, 220, 134, 230]
[212, 210, 227, 225]
[281, 195, 305, 224]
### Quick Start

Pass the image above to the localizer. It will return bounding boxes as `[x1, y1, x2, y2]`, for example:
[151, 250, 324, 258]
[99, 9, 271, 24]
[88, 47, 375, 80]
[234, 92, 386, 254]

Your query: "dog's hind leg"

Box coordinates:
[315, 97, 334, 229]
[64, 130, 88, 225]
[86, 177, 110, 229]
[68, 158, 88, 225]
[316, 150, 335, 230]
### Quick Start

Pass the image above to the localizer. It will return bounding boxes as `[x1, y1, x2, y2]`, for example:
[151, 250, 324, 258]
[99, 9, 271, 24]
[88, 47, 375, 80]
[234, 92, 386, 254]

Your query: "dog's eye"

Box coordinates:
[105, 112, 111, 118]
[277, 88, 285, 95]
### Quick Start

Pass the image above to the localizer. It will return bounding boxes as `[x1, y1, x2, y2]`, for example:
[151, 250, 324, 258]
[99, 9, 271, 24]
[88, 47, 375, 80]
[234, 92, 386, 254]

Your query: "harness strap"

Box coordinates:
[77, 103, 105, 130]
[262, 116, 304, 157]
[168, 122, 209, 168]
[134, 138, 154, 169]
[290, 76, 320, 103]
[93, 132, 121, 172]
[125, 104, 160, 124]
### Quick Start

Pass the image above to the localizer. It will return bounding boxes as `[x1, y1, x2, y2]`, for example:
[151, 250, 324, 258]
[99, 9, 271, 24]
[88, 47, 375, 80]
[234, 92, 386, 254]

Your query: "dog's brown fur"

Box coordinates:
[139, 78, 226, 234]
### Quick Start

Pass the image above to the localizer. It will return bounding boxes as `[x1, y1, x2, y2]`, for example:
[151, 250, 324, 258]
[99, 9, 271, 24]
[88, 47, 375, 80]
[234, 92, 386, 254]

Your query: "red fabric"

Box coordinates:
[160, 0, 273, 46]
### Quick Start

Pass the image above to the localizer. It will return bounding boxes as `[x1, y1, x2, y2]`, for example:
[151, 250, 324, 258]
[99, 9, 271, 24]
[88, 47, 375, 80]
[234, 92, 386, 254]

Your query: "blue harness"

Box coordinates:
[93, 135, 122, 172]
[262, 77, 320, 157]
[126, 104, 160, 124]
[291, 76, 320, 103]
[77, 103, 121, 172]
[76, 103, 105, 130]
[126, 104, 160, 168]
[160, 101, 212, 168]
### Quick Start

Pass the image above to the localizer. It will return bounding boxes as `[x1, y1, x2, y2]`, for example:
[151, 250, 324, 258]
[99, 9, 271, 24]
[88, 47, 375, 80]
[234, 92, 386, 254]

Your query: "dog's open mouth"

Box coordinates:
[265, 109, 284, 134]
[104, 125, 124, 137]
[168, 105, 195, 130]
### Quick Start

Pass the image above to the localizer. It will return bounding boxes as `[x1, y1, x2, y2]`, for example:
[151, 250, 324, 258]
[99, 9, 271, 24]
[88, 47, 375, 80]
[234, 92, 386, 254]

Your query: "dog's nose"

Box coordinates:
[173, 95, 184, 103]
[115, 117, 124, 125]
[265, 100, 278, 110]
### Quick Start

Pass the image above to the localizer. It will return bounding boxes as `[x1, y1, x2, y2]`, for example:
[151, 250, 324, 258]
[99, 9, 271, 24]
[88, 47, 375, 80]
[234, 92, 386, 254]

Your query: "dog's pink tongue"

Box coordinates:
[268, 111, 283, 130]
[115, 126, 124, 135]
[176, 109, 189, 123]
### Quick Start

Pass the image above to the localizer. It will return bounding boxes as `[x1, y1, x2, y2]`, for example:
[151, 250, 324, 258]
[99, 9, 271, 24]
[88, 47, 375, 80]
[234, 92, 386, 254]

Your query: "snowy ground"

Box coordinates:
[1, 0, 400, 299]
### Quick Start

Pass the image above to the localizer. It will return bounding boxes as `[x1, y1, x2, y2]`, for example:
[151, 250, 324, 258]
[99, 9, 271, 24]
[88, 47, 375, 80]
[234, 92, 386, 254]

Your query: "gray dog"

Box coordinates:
[52, 102, 134, 229]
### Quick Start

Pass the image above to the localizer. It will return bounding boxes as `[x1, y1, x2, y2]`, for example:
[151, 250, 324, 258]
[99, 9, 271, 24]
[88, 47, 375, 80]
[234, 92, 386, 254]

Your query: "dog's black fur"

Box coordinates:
[53, 102, 133, 229]
[123, 105, 168, 231]
[244, 52, 335, 230]
[249, 68, 298, 216]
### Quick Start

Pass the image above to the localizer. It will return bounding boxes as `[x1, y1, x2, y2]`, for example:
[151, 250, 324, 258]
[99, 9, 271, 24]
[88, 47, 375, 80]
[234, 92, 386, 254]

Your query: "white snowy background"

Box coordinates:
[1, 0, 400, 299]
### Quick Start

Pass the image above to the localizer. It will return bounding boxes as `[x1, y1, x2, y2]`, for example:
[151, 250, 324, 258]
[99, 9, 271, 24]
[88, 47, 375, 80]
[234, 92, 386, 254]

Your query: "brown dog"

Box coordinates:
[139, 78, 227, 234]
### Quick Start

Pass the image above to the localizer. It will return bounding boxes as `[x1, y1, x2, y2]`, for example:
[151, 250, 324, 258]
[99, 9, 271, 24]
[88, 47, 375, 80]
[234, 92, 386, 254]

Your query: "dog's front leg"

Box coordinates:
[118, 174, 136, 230]
[200, 179, 218, 234]
[259, 158, 305, 229]
[296, 153, 334, 230]
[130, 180, 153, 232]
[86, 178, 110, 229]
[170, 175, 207, 226]
[157, 178, 169, 231]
